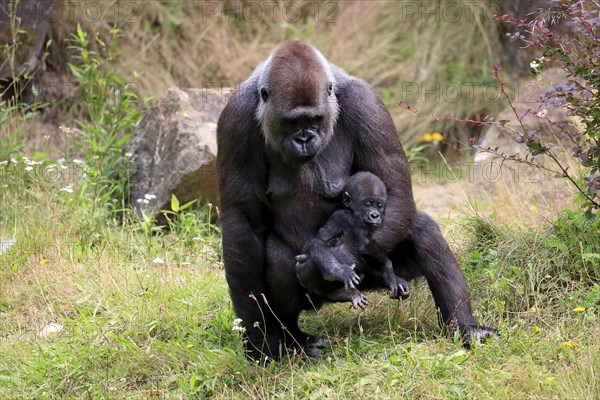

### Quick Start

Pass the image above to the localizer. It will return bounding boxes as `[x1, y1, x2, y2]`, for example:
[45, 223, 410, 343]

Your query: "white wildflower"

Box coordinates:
[60, 185, 74, 193]
[144, 193, 156, 200]
[0, 160, 7, 166]
[23, 158, 41, 166]
[59, 125, 79, 137]
[152, 257, 164, 264]
[24, 166, 33, 172]
[0, 239, 16, 255]
[72, 159, 84, 165]
[232, 318, 246, 332]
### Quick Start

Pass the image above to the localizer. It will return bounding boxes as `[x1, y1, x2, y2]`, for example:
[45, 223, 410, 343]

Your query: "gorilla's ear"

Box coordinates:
[260, 87, 269, 102]
[342, 191, 351, 208]
[327, 82, 334, 96]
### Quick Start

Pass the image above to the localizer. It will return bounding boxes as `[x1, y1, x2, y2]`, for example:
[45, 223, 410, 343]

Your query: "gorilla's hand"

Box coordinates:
[461, 324, 499, 348]
[324, 263, 361, 290]
[305, 337, 330, 358]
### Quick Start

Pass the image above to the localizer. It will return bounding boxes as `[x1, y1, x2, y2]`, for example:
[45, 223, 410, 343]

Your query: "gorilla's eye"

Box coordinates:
[377, 202, 383, 209]
[364, 200, 372, 207]
[260, 88, 269, 102]
[327, 82, 334, 96]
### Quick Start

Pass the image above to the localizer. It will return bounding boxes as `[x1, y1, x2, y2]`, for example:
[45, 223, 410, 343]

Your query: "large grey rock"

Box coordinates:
[0, 0, 54, 78]
[128, 87, 230, 220]
[475, 68, 570, 163]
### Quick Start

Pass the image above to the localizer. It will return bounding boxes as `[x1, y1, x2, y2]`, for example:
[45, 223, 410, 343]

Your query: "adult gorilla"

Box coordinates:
[217, 41, 495, 359]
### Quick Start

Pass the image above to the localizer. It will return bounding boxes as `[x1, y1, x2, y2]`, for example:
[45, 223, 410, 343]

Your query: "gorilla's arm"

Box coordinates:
[314, 210, 353, 242]
[334, 77, 496, 342]
[336, 76, 417, 251]
[300, 211, 360, 289]
[216, 87, 282, 358]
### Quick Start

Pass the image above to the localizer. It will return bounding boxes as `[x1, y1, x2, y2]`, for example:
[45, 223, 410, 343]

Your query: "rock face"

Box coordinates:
[127, 87, 230, 220]
[475, 68, 569, 163]
[0, 0, 54, 78]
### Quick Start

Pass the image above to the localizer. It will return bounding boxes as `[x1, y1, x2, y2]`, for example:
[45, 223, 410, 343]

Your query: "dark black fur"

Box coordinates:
[295, 172, 409, 309]
[216, 41, 496, 360]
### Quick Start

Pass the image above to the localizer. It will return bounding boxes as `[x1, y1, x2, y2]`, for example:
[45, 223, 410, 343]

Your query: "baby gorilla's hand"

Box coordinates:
[388, 275, 410, 300]
[333, 263, 361, 290]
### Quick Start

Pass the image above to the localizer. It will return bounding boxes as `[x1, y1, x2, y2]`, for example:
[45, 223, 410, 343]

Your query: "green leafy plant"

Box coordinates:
[67, 24, 145, 217]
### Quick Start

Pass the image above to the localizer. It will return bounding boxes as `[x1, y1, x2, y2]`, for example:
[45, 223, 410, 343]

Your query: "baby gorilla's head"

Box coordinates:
[342, 172, 387, 228]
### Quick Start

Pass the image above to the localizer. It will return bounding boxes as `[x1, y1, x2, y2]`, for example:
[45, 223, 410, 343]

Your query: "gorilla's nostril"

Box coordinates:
[370, 212, 380, 220]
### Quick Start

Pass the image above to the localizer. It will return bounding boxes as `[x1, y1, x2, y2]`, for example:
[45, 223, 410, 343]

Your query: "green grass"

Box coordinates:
[1, 160, 599, 399]
[1, 3, 598, 397]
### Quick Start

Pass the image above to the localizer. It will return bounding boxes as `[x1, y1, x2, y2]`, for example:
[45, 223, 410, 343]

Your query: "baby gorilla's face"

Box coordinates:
[342, 172, 388, 230]
[358, 197, 385, 228]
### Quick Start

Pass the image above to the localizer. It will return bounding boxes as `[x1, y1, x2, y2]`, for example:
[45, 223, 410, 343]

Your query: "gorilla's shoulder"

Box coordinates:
[217, 77, 261, 141]
[331, 66, 385, 113]
[224, 78, 260, 119]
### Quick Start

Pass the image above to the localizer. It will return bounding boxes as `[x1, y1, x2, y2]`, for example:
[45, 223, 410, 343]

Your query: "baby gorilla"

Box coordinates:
[295, 172, 410, 308]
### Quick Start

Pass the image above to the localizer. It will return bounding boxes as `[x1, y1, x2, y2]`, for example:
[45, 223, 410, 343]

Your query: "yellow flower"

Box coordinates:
[533, 325, 540, 334]
[528, 306, 539, 312]
[500, 300, 506, 305]
[431, 132, 443, 142]
[573, 307, 586, 313]
[40, 258, 48, 265]
[562, 341, 580, 349]
[546, 376, 556, 383]
[529, 205, 538, 212]
[186, 344, 194, 349]
[422, 133, 433, 142]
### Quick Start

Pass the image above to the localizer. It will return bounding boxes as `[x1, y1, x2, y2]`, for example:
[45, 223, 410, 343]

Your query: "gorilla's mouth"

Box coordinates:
[286, 133, 322, 162]
[295, 146, 319, 159]
[365, 220, 381, 228]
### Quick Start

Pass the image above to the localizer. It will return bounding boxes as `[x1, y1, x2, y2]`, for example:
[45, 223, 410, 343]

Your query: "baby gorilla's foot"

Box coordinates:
[382, 271, 410, 299]
[389, 276, 410, 300]
[327, 287, 368, 309]
[350, 289, 368, 309]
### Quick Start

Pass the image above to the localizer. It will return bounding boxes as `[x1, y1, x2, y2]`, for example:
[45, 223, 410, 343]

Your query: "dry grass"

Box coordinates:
[40, 0, 507, 149]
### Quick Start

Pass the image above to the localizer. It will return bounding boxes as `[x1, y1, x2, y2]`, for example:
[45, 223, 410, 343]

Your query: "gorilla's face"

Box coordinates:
[275, 113, 324, 161]
[257, 44, 338, 164]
